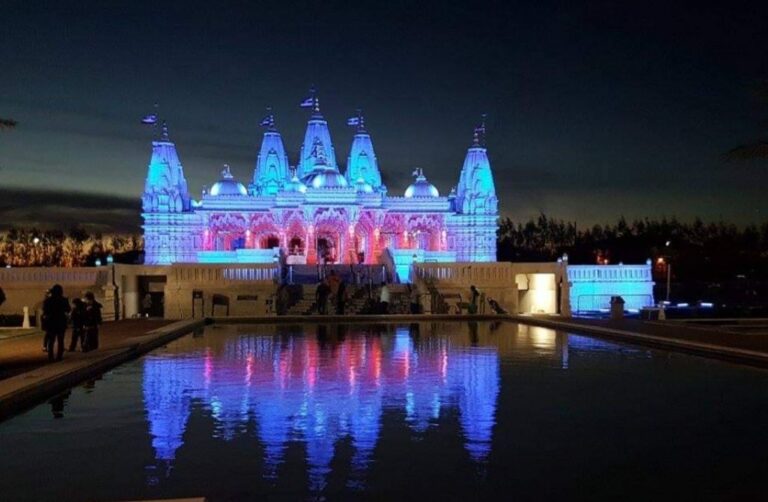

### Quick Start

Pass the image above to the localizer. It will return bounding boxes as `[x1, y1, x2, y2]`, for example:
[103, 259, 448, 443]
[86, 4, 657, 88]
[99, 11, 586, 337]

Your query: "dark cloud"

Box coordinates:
[0, 188, 141, 233]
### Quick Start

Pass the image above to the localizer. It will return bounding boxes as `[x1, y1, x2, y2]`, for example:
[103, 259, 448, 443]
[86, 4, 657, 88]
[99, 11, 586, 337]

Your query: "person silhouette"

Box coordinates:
[42, 284, 70, 361]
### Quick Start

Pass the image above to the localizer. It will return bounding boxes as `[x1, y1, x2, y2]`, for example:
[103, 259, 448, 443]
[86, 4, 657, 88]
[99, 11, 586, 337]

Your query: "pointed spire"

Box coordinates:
[345, 110, 382, 188]
[298, 92, 338, 177]
[455, 116, 497, 215]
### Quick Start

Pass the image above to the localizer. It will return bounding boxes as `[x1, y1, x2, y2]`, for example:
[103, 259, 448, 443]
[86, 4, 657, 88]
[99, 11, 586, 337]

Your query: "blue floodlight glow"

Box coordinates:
[699, 302, 714, 308]
[141, 107, 499, 265]
[567, 264, 655, 313]
[142, 330, 500, 485]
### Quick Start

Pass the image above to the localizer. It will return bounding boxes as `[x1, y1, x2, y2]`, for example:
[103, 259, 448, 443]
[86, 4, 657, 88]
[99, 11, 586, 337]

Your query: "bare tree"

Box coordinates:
[0, 118, 17, 130]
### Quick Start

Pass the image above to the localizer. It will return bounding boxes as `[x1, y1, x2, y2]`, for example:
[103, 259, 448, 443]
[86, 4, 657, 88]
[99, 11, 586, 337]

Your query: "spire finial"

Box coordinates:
[260, 106, 276, 130]
[221, 164, 233, 179]
[300, 86, 321, 116]
[346, 108, 367, 132]
[472, 113, 487, 147]
[357, 108, 365, 132]
[161, 120, 170, 141]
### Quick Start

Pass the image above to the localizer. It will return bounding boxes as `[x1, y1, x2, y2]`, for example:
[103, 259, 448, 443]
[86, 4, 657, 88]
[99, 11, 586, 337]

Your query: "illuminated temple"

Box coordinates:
[141, 93, 499, 268]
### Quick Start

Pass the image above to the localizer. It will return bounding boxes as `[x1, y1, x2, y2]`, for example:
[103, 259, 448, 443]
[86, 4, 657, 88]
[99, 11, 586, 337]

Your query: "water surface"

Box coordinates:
[1, 322, 767, 501]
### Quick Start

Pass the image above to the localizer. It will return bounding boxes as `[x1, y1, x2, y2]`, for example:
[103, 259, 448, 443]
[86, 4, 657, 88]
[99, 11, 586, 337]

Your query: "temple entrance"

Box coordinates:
[289, 236, 304, 256]
[260, 234, 280, 249]
[316, 234, 338, 264]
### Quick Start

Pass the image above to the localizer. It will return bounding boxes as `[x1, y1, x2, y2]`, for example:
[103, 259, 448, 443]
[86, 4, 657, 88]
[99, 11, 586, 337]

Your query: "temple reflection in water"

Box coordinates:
[142, 323, 585, 489]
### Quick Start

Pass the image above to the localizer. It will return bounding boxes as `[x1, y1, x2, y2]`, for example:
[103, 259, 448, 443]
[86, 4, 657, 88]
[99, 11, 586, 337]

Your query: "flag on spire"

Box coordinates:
[299, 96, 314, 108]
[346, 117, 361, 126]
[473, 113, 487, 146]
[141, 114, 158, 125]
[259, 107, 275, 128]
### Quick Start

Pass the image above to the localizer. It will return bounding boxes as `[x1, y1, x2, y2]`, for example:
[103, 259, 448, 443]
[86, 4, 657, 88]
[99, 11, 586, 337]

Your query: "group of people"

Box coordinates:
[41, 284, 102, 362]
[315, 270, 349, 315]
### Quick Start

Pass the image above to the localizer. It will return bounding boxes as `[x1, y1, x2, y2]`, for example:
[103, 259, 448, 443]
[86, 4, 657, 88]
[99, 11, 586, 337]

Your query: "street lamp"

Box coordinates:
[657, 256, 671, 303]
[107, 254, 119, 321]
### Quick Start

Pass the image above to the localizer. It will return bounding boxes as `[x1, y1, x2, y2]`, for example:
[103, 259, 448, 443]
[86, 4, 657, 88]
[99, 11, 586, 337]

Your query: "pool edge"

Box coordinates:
[0, 318, 207, 423]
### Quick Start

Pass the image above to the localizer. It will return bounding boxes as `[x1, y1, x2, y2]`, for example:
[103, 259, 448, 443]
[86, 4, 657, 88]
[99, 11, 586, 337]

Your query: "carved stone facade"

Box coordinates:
[142, 97, 499, 267]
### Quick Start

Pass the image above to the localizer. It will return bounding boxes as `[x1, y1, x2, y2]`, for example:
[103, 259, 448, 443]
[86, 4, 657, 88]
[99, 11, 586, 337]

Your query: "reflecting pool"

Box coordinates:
[1, 322, 768, 501]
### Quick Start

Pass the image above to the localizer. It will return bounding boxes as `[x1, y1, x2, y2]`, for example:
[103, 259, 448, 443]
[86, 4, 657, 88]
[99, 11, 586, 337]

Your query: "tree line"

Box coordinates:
[0, 227, 142, 267]
[2, 217, 767, 284]
[498, 215, 768, 283]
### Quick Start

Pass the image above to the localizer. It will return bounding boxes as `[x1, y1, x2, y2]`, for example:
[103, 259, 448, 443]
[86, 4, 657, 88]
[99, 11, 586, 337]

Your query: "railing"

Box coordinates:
[170, 264, 277, 284]
[567, 264, 652, 283]
[0, 267, 107, 285]
[413, 262, 514, 287]
[575, 294, 655, 312]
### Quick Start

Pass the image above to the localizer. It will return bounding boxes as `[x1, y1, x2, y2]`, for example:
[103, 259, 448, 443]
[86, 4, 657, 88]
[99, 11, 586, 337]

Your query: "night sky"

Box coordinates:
[2, 0, 768, 232]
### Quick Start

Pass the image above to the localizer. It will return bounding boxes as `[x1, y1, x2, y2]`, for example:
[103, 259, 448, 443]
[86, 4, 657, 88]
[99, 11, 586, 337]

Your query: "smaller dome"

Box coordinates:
[404, 168, 439, 198]
[355, 176, 374, 193]
[284, 173, 307, 193]
[304, 168, 349, 189]
[210, 165, 247, 196]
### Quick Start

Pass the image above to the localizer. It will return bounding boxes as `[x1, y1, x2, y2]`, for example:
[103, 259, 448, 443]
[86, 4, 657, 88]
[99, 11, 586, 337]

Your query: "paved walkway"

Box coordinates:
[514, 315, 768, 366]
[0, 318, 203, 421]
[0, 319, 172, 381]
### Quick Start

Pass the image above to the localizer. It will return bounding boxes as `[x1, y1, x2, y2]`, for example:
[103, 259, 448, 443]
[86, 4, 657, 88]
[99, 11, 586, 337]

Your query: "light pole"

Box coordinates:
[107, 254, 119, 320]
[664, 241, 672, 302]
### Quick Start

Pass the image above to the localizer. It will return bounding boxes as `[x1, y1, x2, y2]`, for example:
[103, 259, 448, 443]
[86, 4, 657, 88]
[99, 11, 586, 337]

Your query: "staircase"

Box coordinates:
[281, 283, 411, 315]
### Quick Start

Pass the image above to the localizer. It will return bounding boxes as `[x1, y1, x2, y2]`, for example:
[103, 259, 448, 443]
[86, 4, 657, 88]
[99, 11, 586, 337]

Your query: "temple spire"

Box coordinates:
[297, 87, 337, 178]
[344, 110, 382, 188]
[455, 118, 497, 215]
[253, 108, 290, 195]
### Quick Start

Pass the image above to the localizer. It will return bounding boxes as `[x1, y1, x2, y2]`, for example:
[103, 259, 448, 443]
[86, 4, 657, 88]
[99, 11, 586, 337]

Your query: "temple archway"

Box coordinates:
[288, 236, 305, 256]
[260, 234, 280, 249]
[316, 233, 339, 264]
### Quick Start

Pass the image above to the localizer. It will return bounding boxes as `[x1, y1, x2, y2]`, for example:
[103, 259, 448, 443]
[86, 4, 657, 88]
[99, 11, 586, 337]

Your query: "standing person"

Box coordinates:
[336, 279, 348, 315]
[68, 298, 86, 351]
[42, 284, 70, 362]
[83, 292, 102, 352]
[142, 293, 153, 318]
[379, 282, 390, 314]
[315, 279, 331, 315]
[327, 270, 341, 299]
[469, 285, 480, 314]
[408, 283, 421, 314]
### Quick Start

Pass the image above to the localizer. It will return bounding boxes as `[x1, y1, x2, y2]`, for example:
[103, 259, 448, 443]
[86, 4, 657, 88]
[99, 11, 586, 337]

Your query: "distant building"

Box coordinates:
[141, 93, 498, 266]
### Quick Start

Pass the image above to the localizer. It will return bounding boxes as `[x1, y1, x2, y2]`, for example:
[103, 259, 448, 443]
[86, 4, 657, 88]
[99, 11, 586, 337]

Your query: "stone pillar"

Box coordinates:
[307, 226, 317, 264]
[122, 273, 140, 319]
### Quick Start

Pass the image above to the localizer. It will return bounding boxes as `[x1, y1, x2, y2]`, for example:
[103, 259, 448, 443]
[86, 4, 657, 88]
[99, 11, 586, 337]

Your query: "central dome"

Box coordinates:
[303, 168, 349, 189]
[210, 165, 247, 196]
[404, 168, 439, 198]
